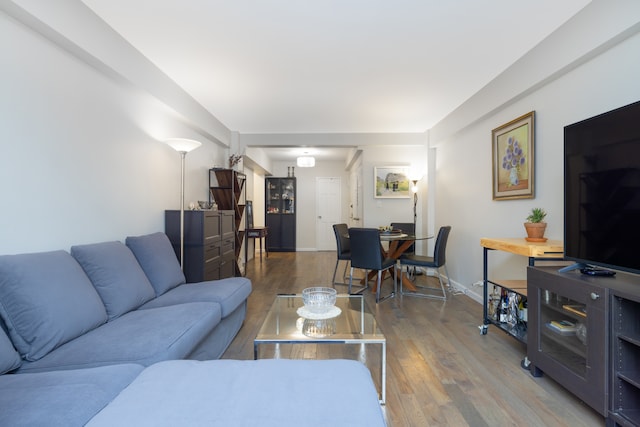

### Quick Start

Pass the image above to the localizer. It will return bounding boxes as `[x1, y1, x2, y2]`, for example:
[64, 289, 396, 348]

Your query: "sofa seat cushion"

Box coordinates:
[87, 359, 386, 427]
[0, 363, 144, 427]
[0, 326, 21, 374]
[0, 250, 107, 361]
[139, 277, 252, 317]
[71, 241, 156, 320]
[125, 232, 186, 296]
[16, 302, 222, 373]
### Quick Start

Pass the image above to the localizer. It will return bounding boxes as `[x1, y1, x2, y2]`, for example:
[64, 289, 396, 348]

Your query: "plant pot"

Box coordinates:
[524, 222, 547, 242]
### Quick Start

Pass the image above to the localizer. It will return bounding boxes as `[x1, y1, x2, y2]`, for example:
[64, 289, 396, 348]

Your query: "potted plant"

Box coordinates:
[524, 208, 547, 242]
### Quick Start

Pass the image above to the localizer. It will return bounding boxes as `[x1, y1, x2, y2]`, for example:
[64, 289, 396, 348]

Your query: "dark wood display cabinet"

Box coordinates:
[165, 209, 234, 282]
[265, 177, 296, 252]
[528, 266, 608, 416]
[209, 168, 245, 276]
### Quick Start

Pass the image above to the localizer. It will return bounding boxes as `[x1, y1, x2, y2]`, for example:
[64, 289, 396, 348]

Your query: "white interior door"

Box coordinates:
[316, 177, 341, 250]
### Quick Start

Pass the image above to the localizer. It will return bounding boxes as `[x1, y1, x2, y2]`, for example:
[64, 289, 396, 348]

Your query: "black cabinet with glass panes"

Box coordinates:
[265, 177, 296, 252]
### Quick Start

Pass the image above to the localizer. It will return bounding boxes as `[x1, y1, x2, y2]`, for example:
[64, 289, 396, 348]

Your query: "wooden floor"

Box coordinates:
[223, 251, 605, 427]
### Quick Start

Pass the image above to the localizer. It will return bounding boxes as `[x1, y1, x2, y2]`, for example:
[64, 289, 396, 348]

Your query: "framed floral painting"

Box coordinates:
[492, 111, 535, 200]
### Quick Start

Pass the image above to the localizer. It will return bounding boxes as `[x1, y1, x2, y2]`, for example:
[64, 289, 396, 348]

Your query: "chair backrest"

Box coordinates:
[390, 222, 414, 235]
[390, 222, 415, 254]
[432, 226, 452, 267]
[332, 223, 350, 259]
[348, 228, 384, 270]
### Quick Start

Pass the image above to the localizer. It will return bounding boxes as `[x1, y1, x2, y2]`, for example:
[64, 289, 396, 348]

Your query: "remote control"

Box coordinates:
[580, 267, 616, 277]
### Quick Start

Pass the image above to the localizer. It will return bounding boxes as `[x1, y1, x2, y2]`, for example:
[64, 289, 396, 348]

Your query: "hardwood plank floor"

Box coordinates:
[222, 252, 605, 427]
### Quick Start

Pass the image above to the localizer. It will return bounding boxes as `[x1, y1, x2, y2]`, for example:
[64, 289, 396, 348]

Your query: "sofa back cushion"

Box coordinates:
[125, 232, 186, 296]
[71, 241, 156, 320]
[0, 251, 107, 361]
[0, 325, 21, 374]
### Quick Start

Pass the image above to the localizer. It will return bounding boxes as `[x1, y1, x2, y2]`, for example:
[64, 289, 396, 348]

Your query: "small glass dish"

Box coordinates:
[302, 287, 337, 314]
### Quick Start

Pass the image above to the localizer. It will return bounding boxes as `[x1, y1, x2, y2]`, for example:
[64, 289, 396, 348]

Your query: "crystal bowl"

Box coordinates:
[302, 318, 337, 338]
[302, 287, 337, 314]
[198, 200, 214, 210]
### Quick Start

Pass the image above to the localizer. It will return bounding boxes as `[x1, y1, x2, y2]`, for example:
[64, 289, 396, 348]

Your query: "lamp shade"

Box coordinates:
[165, 138, 202, 153]
[297, 156, 315, 167]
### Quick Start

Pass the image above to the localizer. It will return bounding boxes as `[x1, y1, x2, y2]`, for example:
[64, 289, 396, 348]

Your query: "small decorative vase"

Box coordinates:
[509, 167, 519, 186]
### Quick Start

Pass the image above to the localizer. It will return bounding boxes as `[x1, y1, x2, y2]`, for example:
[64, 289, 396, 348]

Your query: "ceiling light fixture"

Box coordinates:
[297, 156, 315, 167]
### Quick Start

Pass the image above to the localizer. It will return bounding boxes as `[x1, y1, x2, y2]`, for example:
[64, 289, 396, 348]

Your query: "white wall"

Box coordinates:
[430, 3, 640, 300]
[0, 6, 227, 254]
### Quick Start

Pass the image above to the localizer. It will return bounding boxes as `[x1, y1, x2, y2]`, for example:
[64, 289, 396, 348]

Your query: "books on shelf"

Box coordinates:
[546, 320, 577, 336]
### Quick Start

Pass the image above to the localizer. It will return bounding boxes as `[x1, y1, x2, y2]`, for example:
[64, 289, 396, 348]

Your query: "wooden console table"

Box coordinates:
[245, 227, 269, 264]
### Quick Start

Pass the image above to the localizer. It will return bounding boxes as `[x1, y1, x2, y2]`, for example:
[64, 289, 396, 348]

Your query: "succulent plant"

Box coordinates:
[526, 208, 547, 223]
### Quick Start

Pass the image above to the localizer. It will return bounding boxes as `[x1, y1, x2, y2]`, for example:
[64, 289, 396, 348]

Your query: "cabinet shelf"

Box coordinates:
[541, 300, 588, 324]
[612, 410, 640, 427]
[210, 169, 246, 276]
[618, 333, 640, 347]
[541, 326, 587, 359]
[485, 318, 527, 341]
[618, 371, 640, 389]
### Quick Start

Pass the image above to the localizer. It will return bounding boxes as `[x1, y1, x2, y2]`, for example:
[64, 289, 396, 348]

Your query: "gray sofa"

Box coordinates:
[0, 232, 386, 426]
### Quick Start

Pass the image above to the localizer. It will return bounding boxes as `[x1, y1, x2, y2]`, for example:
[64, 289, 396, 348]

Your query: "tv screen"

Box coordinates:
[564, 100, 640, 275]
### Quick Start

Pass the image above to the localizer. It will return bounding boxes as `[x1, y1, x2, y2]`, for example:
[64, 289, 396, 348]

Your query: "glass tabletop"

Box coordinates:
[255, 294, 384, 343]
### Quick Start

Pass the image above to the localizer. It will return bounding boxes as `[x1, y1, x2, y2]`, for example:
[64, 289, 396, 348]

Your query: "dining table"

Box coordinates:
[364, 231, 434, 293]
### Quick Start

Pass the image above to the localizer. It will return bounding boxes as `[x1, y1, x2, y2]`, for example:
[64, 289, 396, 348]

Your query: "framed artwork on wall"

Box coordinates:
[374, 165, 410, 198]
[492, 111, 535, 200]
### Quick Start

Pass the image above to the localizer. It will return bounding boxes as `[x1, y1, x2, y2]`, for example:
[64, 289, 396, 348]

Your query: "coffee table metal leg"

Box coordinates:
[381, 341, 386, 404]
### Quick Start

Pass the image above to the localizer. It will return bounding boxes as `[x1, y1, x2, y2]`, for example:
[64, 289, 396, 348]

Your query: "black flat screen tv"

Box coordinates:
[564, 100, 640, 275]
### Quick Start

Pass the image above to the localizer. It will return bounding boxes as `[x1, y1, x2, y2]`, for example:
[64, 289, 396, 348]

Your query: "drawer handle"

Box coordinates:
[590, 292, 600, 300]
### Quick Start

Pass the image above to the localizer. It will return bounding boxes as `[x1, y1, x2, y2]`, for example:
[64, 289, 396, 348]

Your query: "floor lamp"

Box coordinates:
[411, 179, 420, 231]
[410, 177, 421, 279]
[165, 138, 202, 270]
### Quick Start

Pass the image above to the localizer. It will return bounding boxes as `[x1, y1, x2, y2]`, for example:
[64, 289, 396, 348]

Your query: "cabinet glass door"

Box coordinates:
[266, 179, 281, 214]
[266, 178, 295, 214]
[281, 178, 295, 214]
[539, 291, 588, 378]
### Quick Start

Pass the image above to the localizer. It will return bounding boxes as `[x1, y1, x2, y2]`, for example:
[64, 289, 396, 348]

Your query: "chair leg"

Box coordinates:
[343, 261, 350, 282]
[399, 265, 447, 301]
[348, 266, 354, 294]
[375, 267, 396, 303]
[334, 260, 352, 288]
[349, 267, 367, 295]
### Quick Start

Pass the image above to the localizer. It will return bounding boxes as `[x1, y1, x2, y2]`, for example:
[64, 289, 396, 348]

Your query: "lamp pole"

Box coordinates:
[411, 179, 419, 231]
[165, 138, 202, 270]
[177, 151, 187, 269]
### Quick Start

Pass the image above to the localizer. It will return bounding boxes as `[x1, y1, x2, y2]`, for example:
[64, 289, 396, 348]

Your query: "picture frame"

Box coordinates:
[374, 166, 411, 198]
[492, 111, 535, 200]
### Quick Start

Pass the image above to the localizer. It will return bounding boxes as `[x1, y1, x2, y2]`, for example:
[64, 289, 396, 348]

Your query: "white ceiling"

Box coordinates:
[81, 0, 590, 159]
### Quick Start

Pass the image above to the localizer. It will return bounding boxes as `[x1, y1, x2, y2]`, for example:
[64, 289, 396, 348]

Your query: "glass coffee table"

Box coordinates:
[254, 294, 387, 403]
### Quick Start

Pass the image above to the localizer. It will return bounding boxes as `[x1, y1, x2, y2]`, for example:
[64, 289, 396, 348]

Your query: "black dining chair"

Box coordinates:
[397, 226, 451, 300]
[332, 223, 351, 288]
[390, 222, 415, 255]
[348, 227, 397, 303]
[390, 222, 416, 279]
